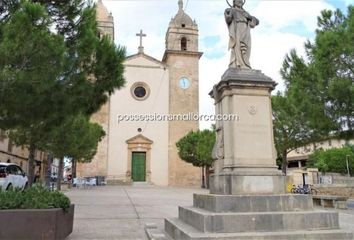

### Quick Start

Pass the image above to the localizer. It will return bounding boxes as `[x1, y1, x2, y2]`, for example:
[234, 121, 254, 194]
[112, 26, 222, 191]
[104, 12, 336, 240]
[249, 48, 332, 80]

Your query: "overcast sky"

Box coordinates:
[101, 0, 353, 129]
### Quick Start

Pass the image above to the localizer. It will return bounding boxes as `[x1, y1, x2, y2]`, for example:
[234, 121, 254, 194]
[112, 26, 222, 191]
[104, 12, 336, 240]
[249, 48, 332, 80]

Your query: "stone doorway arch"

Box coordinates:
[125, 134, 153, 183]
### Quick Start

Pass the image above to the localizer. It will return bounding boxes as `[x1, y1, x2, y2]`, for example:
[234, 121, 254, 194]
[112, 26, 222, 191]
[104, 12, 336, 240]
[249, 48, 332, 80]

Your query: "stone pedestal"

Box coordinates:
[162, 68, 353, 239]
[209, 68, 284, 195]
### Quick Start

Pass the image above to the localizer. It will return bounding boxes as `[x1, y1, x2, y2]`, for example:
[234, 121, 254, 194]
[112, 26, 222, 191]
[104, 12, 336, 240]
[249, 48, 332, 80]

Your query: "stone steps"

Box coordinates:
[193, 194, 313, 212]
[165, 218, 354, 240]
[164, 194, 354, 240]
[179, 206, 339, 233]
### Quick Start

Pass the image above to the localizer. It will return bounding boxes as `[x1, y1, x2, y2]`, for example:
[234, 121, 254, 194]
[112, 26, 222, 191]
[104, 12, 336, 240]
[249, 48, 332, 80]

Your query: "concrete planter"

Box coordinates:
[0, 204, 74, 240]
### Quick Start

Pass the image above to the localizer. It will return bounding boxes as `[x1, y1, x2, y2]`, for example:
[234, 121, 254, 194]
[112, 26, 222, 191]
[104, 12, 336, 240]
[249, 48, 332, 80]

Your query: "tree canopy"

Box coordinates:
[176, 129, 215, 168]
[0, 0, 125, 185]
[176, 129, 215, 188]
[272, 92, 313, 173]
[307, 145, 354, 175]
[273, 5, 354, 172]
[309, 7, 354, 132]
[48, 114, 105, 162]
[47, 113, 105, 189]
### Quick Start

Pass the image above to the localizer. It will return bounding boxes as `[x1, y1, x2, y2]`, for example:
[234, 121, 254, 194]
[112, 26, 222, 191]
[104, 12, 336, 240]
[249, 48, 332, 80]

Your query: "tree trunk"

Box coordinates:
[72, 158, 77, 179]
[205, 166, 210, 189]
[27, 143, 36, 186]
[45, 154, 53, 189]
[57, 157, 64, 190]
[281, 150, 287, 175]
[201, 166, 206, 188]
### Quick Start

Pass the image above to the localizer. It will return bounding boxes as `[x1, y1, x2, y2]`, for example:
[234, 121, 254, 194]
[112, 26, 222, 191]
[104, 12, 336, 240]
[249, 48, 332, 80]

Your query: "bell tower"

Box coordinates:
[163, 0, 203, 186]
[96, 0, 114, 39]
[77, 0, 114, 178]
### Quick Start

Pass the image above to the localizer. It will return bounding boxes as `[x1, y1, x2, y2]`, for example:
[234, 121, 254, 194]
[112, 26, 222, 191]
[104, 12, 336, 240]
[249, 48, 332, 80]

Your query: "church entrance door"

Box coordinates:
[132, 152, 146, 182]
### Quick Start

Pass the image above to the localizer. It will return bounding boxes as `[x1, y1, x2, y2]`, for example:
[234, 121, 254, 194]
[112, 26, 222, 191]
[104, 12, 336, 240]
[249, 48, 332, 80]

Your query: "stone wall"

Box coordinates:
[326, 173, 354, 184]
[314, 184, 354, 198]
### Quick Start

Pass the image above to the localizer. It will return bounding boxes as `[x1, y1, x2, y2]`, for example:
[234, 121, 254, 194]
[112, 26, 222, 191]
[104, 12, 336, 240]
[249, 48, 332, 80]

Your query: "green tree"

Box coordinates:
[0, 2, 69, 185]
[307, 7, 354, 132]
[176, 129, 215, 188]
[0, 1, 125, 185]
[272, 92, 314, 174]
[279, 6, 354, 139]
[307, 145, 354, 175]
[274, 6, 354, 172]
[47, 114, 105, 190]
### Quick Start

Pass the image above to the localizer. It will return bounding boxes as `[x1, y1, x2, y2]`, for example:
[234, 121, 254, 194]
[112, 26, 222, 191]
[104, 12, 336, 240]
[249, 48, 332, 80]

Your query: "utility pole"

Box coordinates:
[346, 155, 350, 178]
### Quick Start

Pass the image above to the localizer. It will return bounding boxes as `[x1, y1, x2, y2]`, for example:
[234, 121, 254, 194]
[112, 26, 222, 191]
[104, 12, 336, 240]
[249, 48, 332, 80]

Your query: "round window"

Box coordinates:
[131, 82, 150, 101]
[134, 86, 146, 98]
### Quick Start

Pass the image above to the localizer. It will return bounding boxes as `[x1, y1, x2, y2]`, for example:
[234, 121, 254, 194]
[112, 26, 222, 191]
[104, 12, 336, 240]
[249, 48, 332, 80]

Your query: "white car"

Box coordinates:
[0, 163, 28, 190]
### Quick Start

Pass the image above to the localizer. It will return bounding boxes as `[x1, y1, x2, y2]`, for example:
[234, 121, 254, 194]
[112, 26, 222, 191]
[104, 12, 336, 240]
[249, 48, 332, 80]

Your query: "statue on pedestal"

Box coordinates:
[225, 0, 259, 69]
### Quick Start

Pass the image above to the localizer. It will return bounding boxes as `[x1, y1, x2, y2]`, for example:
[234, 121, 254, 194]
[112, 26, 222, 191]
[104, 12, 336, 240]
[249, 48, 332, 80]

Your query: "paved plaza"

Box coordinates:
[65, 185, 354, 240]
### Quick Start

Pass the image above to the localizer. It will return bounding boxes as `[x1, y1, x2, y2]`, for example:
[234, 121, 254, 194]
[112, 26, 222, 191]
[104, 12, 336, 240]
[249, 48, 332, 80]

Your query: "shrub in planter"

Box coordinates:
[0, 185, 71, 211]
[0, 186, 74, 240]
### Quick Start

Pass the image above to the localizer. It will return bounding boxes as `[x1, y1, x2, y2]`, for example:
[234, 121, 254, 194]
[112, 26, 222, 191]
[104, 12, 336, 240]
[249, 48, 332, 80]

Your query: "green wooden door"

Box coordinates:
[132, 152, 146, 182]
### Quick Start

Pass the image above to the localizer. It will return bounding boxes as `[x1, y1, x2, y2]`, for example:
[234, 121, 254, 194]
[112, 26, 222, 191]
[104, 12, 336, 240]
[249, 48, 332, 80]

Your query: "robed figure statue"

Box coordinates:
[225, 0, 259, 69]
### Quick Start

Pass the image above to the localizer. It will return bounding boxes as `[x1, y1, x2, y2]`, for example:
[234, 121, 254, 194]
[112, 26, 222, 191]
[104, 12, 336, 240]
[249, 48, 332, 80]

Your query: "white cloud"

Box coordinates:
[253, 1, 334, 32]
[101, 0, 342, 130]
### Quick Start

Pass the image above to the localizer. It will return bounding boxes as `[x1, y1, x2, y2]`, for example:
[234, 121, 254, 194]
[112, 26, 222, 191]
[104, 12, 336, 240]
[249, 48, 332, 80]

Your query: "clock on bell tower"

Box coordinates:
[163, 0, 203, 186]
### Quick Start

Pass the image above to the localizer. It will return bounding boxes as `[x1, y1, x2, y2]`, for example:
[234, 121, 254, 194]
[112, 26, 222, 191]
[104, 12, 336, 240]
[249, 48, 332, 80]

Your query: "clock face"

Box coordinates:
[179, 77, 190, 89]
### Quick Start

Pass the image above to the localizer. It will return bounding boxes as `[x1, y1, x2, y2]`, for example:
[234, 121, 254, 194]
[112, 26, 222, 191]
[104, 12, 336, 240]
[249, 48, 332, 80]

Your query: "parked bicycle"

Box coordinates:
[291, 184, 317, 195]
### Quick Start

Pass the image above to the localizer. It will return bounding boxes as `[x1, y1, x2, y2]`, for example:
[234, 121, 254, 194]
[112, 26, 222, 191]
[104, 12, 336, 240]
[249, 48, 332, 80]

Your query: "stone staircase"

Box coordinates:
[165, 194, 354, 239]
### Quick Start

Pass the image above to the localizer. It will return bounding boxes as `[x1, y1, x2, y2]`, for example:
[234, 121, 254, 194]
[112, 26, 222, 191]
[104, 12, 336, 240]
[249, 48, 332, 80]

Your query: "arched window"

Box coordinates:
[181, 37, 187, 51]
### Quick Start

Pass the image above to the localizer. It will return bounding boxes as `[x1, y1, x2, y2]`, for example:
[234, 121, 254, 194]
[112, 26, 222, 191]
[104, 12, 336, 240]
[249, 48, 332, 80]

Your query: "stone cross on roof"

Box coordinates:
[136, 29, 147, 54]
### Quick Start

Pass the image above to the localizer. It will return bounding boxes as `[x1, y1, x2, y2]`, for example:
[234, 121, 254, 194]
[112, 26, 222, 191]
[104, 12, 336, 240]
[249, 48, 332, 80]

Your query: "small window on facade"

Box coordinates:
[181, 37, 187, 51]
[181, 24, 185, 28]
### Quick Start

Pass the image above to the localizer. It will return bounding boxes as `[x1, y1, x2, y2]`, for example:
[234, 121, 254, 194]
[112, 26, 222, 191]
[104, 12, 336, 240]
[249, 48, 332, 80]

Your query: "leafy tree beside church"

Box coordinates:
[0, 0, 125, 185]
[47, 114, 105, 190]
[176, 129, 215, 188]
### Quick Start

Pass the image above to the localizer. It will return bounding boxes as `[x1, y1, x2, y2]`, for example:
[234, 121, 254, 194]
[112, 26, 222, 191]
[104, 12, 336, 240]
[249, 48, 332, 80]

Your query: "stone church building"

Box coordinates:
[77, 0, 202, 186]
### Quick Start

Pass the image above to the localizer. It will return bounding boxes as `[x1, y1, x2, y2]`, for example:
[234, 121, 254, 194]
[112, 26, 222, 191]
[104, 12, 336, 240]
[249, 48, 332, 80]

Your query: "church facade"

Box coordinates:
[77, 0, 202, 186]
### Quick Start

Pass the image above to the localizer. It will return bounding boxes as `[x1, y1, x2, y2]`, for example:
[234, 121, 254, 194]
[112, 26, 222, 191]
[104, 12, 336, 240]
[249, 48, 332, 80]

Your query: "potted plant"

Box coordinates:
[0, 185, 74, 240]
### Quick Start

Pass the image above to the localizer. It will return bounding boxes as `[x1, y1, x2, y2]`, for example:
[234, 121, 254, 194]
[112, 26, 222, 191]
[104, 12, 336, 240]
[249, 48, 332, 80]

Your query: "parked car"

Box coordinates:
[0, 163, 28, 190]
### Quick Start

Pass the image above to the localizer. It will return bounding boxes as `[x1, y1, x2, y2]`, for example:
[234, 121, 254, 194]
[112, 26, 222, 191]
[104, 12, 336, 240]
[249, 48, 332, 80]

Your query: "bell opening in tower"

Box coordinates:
[181, 37, 187, 51]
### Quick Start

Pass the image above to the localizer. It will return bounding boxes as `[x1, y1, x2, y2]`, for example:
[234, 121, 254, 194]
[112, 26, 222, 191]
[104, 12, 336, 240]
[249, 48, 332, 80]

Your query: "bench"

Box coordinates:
[312, 195, 348, 209]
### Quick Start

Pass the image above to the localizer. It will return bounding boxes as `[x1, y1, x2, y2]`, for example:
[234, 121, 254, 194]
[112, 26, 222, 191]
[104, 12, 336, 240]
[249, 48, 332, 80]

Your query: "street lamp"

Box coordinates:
[346, 155, 350, 178]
